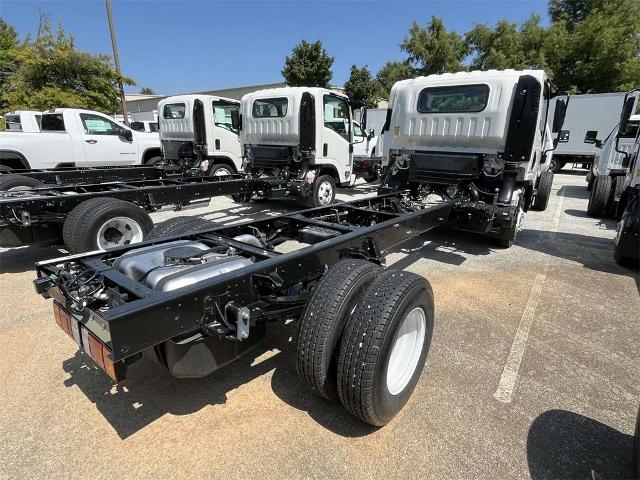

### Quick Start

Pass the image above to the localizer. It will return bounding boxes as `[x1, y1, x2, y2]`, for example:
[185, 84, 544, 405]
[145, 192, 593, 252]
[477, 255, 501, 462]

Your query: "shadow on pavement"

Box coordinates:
[385, 227, 494, 269]
[0, 244, 64, 274]
[527, 409, 634, 480]
[561, 184, 591, 200]
[62, 321, 375, 439]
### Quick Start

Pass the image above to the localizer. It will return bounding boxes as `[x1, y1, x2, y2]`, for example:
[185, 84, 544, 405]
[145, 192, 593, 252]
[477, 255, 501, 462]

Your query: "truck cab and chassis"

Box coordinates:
[378, 69, 567, 246]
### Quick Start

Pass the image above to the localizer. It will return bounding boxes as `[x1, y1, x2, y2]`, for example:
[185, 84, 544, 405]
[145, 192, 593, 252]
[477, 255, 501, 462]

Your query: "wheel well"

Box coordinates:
[142, 148, 162, 164]
[0, 151, 30, 170]
[317, 165, 339, 180]
[212, 156, 237, 173]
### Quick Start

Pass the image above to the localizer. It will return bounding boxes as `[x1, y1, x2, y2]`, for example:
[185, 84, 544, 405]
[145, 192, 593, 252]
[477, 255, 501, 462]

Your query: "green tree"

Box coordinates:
[139, 87, 155, 95]
[282, 40, 334, 87]
[375, 61, 415, 98]
[560, 0, 640, 92]
[343, 65, 379, 109]
[1, 14, 134, 114]
[0, 18, 20, 112]
[400, 16, 468, 75]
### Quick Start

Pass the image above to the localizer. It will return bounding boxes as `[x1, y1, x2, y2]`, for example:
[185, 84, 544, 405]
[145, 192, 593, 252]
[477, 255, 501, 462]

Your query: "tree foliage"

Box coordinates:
[0, 14, 134, 115]
[391, 0, 639, 94]
[375, 61, 415, 97]
[139, 87, 155, 95]
[282, 40, 334, 88]
[343, 65, 379, 109]
[400, 17, 468, 75]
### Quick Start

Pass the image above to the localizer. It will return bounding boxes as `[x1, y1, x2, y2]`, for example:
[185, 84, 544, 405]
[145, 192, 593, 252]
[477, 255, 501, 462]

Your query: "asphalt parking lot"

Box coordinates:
[0, 172, 638, 479]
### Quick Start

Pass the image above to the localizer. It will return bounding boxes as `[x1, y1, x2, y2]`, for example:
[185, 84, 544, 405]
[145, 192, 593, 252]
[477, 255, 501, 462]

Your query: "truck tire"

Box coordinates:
[550, 158, 565, 173]
[0, 174, 44, 191]
[532, 170, 553, 211]
[307, 174, 336, 208]
[145, 216, 212, 240]
[587, 175, 612, 217]
[337, 270, 434, 426]
[296, 259, 382, 401]
[604, 176, 625, 219]
[62, 197, 153, 253]
[209, 163, 235, 177]
[613, 195, 639, 269]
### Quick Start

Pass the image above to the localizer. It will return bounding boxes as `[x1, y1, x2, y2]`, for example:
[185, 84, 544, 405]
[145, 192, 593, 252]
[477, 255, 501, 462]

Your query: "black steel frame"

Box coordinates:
[35, 193, 455, 363]
[0, 165, 182, 185]
[0, 174, 288, 226]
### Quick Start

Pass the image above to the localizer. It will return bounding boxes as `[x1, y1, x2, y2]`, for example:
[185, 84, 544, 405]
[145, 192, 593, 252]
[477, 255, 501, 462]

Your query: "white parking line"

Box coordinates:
[493, 185, 565, 404]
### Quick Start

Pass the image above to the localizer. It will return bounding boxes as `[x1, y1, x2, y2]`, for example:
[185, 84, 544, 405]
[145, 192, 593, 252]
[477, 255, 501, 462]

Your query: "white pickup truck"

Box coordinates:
[0, 108, 162, 170]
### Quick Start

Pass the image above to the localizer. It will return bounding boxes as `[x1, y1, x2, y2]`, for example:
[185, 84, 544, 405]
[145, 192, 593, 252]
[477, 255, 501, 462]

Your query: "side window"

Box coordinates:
[130, 121, 145, 132]
[252, 98, 288, 118]
[80, 113, 121, 135]
[5, 115, 21, 131]
[417, 84, 489, 113]
[41, 114, 66, 132]
[163, 103, 186, 119]
[558, 130, 570, 142]
[353, 123, 364, 137]
[620, 121, 639, 138]
[149, 122, 159, 133]
[213, 101, 240, 134]
[323, 95, 351, 141]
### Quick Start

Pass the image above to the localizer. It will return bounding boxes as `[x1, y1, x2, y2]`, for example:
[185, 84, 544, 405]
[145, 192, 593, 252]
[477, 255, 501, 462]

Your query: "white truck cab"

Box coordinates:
[158, 95, 242, 175]
[586, 114, 639, 217]
[611, 90, 640, 267]
[379, 69, 568, 246]
[236, 87, 354, 206]
[0, 108, 162, 170]
[3, 111, 42, 132]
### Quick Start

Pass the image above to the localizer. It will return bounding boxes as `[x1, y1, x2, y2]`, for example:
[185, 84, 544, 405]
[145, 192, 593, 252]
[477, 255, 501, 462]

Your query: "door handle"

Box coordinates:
[85, 139, 97, 144]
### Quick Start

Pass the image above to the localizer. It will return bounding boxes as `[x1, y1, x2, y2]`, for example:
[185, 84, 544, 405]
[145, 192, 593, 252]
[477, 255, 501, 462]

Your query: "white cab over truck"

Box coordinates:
[611, 90, 640, 267]
[158, 95, 242, 175]
[235, 87, 355, 206]
[3, 111, 42, 132]
[550, 92, 626, 172]
[586, 114, 639, 217]
[379, 69, 568, 247]
[0, 108, 162, 171]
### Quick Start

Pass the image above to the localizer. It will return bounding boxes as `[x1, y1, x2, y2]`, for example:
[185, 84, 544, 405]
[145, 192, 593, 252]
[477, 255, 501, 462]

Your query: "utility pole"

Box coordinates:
[105, 0, 128, 125]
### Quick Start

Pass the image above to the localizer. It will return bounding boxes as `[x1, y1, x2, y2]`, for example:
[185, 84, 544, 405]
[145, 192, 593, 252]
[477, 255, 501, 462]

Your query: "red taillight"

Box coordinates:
[53, 302, 72, 338]
[52, 302, 124, 382]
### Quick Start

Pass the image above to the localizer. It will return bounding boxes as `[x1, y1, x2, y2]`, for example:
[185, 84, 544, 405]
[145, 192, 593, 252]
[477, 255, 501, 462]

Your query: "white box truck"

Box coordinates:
[550, 92, 626, 172]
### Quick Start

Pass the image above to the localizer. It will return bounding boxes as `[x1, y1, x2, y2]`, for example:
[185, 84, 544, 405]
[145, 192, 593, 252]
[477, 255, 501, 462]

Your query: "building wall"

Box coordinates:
[124, 82, 286, 116]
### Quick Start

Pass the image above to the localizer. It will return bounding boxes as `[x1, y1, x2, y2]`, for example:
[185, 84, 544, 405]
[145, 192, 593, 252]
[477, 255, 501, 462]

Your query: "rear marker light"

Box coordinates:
[52, 302, 124, 382]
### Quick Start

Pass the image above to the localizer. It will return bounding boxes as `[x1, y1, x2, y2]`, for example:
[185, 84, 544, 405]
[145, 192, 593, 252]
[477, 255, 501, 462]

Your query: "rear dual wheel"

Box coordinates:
[296, 260, 434, 426]
[62, 197, 153, 253]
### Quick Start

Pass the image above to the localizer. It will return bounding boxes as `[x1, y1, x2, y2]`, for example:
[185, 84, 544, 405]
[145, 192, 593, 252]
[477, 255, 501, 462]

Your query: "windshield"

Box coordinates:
[213, 100, 239, 134]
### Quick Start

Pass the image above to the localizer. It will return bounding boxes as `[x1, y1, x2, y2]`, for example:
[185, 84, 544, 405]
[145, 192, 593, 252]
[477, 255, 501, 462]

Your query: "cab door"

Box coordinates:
[320, 94, 352, 181]
[78, 113, 137, 166]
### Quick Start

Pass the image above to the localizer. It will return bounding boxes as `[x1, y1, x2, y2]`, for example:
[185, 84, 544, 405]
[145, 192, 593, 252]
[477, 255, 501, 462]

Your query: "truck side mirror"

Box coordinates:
[360, 107, 367, 131]
[594, 139, 603, 148]
[121, 129, 133, 141]
[368, 129, 375, 140]
[583, 131, 598, 144]
[231, 110, 241, 131]
[552, 98, 568, 133]
[617, 96, 635, 138]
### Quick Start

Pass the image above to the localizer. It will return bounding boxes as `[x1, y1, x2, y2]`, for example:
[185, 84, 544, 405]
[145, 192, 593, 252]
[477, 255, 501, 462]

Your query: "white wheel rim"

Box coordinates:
[214, 167, 232, 177]
[317, 180, 333, 205]
[96, 216, 144, 250]
[386, 307, 426, 395]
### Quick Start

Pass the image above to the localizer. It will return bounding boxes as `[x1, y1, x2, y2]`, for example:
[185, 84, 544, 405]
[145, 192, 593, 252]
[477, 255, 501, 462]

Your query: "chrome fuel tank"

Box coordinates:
[113, 239, 253, 292]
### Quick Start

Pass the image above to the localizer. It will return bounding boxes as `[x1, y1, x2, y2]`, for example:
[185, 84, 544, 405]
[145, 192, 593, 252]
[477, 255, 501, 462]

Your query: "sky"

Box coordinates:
[1, 0, 550, 95]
